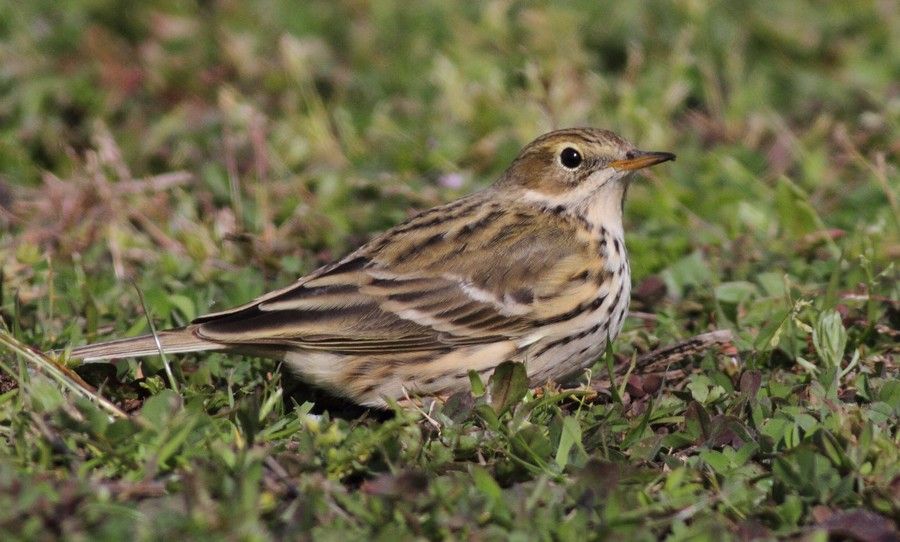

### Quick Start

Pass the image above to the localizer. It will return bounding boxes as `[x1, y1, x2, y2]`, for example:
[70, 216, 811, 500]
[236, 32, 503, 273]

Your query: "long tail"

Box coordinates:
[66, 326, 226, 362]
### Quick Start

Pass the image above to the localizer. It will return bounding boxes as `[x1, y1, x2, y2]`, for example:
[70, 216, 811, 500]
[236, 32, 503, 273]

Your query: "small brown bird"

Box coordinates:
[69, 128, 674, 407]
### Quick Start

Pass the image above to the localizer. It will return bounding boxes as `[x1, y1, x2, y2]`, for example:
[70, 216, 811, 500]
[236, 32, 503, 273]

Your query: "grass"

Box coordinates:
[0, 1, 898, 539]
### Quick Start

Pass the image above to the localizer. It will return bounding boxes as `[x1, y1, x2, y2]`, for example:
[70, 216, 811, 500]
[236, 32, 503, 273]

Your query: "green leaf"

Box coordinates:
[155, 415, 199, 467]
[511, 425, 553, 470]
[468, 370, 486, 397]
[27, 375, 66, 413]
[622, 398, 655, 449]
[761, 417, 790, 448]
[814, 430, 848, 468]
[793, 413, 818, 433]
[774, 176, 826, 238]
[687, 376, 711, 403]
[489, 361, 527, 415]
[661, 251, 713, 298]
[812, 309, 847, 371]
[470, 465, 503, 507]
[714, 281, 758, 305]
[140, 389, 182, 430]
[865, 402, 894, 424]
[878, 380, 900, 409]
[775, 495, 804, 528]
[475, 403, 500, 430]
[757, 272, 788, 297]
[685, 401, 712, 441]
[166, 294, 197, 321]
[732, 442, 760, 467]
[554, 416, 582, 470]
[700, 450, 730, 475]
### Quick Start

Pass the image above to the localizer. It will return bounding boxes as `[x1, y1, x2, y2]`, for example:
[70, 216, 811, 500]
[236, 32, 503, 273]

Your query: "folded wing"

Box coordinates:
[193, 197, 599, 355]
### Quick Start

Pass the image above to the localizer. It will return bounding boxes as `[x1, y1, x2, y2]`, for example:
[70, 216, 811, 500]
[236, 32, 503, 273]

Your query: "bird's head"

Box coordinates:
[497, 128, 675, 213]
[500, 128, 674, 196]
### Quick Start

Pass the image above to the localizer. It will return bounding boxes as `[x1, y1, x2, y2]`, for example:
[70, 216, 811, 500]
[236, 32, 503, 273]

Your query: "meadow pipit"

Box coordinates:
[69, 128, 675, 407]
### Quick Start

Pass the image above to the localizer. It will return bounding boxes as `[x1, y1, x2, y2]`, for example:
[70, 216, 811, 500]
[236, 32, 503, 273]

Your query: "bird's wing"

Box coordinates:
[193, 197, 602, 354]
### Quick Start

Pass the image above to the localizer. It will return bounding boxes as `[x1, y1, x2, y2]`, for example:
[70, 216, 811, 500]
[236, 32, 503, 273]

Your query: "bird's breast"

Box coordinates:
[525, 232, 631, 384]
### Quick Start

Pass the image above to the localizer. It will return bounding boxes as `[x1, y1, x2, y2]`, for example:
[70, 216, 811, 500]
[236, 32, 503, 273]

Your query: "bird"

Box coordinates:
[67, 128, 675, 407]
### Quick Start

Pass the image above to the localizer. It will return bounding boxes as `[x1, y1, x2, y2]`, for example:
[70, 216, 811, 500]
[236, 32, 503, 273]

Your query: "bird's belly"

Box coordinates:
[525, 273, 631, 385]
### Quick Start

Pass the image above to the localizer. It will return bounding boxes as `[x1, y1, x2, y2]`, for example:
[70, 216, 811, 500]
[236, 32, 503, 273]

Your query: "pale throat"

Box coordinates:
[575, 177, 628, 239]
[522, 169, 629, 239]
[580, 178, 630, 280]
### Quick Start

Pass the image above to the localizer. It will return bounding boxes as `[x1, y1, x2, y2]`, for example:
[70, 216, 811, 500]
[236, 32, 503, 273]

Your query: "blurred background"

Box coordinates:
[0, 1, 897, 538]
[2, 2, 895, 293]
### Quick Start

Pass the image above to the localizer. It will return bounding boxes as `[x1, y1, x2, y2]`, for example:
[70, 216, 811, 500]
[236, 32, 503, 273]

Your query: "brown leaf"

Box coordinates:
[360, 471, 429, 499]
[739, 370, 762, 398]
[575, 459, 622, 505]
[442, 391, 475, 422]
[733, 519, 771, 541]
[633, 275, 667, 309]
[813, 508, 898, 542]
[641, 374, 663, 395]
[626, 375, 646, 398]
[811, 505, 834, 523]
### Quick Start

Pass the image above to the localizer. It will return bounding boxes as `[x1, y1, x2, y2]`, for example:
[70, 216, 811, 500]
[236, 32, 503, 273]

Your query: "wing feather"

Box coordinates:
[193, 195, 600, 355]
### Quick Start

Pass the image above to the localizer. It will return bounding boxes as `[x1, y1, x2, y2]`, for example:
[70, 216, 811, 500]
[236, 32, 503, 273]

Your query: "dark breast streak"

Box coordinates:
[525, 228, 631, 384]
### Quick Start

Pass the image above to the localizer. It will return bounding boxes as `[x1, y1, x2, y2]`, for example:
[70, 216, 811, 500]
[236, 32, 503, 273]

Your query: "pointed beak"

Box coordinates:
[609, 150, 676, 171]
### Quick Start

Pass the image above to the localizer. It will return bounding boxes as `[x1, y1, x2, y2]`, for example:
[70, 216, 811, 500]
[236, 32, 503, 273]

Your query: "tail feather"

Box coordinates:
[67, 327, 225, 362]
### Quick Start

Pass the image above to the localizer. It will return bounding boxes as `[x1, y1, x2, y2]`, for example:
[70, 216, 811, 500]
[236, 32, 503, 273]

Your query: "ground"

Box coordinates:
[0, 1, 897, 540]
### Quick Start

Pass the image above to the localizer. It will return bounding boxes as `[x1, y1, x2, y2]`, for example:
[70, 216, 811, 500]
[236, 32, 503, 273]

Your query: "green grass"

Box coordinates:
[0, 1, 898, 539]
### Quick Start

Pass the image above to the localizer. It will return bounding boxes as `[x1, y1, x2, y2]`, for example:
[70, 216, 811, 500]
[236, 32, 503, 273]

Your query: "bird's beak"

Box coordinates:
[610, 150, 676, 171]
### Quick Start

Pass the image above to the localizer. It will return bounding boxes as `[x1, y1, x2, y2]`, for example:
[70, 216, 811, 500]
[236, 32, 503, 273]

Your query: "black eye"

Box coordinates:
[559, 147, 582, 169]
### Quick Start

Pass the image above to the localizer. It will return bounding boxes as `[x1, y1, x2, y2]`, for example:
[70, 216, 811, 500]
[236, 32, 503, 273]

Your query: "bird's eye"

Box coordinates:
[559, 147, 582, 169]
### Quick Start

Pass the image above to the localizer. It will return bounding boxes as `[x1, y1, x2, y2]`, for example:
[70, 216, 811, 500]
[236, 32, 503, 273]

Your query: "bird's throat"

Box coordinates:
[573, 179, 627, 239]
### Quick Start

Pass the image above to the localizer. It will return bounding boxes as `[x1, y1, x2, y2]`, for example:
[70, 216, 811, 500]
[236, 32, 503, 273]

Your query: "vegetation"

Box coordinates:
[0, 1, 897, 539]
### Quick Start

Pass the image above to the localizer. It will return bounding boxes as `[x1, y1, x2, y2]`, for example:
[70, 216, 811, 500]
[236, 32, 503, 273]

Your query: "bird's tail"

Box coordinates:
[66, 326, 225, 362]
